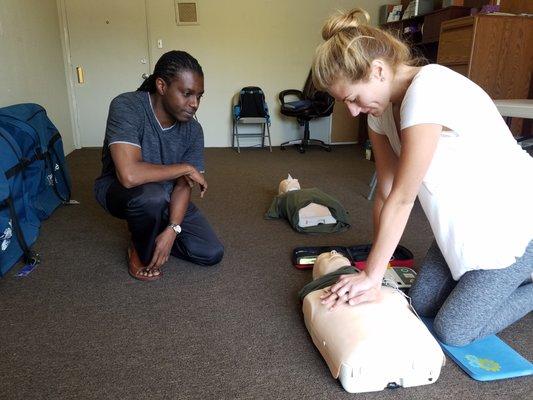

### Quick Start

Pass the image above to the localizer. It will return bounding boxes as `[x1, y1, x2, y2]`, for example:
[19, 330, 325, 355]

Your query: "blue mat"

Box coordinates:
[422, 318, 533, 381]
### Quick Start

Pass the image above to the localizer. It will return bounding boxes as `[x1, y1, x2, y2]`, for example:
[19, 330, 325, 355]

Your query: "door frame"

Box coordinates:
[56, 0, 153, 149]
[57, 0, 81, 149]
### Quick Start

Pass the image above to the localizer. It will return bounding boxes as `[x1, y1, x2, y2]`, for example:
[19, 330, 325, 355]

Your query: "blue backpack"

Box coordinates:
[0, 104, 71, 220]
[0, 127, 40, 276]
[0, 104, 72, 277]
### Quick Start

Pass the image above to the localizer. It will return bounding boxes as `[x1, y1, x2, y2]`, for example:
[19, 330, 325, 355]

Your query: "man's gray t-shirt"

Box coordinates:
[94, 91, 205, 210]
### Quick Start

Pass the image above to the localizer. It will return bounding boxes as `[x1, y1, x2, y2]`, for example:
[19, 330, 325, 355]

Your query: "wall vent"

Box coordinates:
[175, 1, 199, 26]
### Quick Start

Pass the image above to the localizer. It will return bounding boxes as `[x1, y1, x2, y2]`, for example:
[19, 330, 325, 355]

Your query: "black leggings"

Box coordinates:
[106, 181, 224, 266]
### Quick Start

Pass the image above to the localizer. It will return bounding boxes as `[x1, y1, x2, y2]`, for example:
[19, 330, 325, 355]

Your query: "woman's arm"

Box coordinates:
[370, 128, 398, 242]
[323, 123, 441, 309]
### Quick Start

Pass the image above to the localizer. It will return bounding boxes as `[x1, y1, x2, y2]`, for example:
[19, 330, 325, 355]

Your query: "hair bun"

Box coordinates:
[321, 8, 370, 40]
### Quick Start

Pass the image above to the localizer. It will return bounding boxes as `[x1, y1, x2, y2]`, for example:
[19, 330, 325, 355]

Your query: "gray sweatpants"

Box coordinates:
[409, 240, 533, 346]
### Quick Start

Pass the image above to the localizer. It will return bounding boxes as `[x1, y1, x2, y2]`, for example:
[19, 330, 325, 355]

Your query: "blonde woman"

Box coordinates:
[315, 8, 533, 346]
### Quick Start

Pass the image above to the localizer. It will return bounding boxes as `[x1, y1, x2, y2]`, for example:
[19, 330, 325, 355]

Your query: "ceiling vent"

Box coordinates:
[175, 1, 199, 26]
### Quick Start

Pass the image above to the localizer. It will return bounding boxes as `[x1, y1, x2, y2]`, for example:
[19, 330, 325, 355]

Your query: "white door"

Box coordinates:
[64, 0, 150, 147]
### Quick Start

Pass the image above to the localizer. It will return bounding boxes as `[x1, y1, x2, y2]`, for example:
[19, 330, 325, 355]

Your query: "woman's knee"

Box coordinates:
[409, 290, 438, 318]
[433, 314, 477, 347]
[408, 277, 443, 318]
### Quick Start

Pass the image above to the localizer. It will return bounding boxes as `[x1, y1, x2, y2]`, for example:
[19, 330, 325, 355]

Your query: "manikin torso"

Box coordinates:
[278, 175, 336, 227]
[302, 251, 445, 393]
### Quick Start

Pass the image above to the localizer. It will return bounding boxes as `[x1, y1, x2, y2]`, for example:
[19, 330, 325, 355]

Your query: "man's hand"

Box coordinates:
[147, 228, 176, 270]
[186, 167, 207, 197]
[320, 270, 383, 311]
[183, 175, 195, 188]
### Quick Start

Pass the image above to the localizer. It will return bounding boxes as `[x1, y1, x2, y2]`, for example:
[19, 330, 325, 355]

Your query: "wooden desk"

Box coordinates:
[493, 99, 533, 119]
[438, 14, 533, 101]
[494, 99, 533, 150]
[438, 14, 533, 137]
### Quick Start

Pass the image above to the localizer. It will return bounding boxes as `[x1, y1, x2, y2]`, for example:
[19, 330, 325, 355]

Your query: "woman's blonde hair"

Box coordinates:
[312, 8, 414, 90]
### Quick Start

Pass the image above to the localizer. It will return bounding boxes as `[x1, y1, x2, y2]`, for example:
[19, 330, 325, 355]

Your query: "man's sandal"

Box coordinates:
[127, 245, 161, 282]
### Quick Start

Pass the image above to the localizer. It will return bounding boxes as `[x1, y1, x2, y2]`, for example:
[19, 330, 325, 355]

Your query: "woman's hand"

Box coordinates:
[320, 270, 383, 311]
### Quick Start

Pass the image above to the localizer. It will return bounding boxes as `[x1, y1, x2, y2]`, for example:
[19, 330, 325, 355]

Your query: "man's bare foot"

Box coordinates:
[128, 245, 161, 281]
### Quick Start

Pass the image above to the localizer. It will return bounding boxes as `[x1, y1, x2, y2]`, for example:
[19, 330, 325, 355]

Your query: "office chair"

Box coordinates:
[279, 71, 335, 153]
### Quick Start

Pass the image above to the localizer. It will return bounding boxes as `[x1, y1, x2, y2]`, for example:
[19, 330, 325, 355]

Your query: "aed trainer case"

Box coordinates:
[293, 244, 414, 270]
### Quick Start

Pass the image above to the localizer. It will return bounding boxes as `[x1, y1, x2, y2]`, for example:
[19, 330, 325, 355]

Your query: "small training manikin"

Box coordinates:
[278, 174, 336, 228]
[301, 251, 445, 393]
[278, 174, 301, 194]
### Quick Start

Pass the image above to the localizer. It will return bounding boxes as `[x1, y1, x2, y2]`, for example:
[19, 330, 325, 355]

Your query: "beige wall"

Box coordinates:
[0, 0, 75, 154]
[0, 0, 390, 151]
[146, 0, 390, 147]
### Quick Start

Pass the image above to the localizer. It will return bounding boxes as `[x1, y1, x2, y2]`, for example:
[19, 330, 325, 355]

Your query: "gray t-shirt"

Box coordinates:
[94, 91, 205, 210]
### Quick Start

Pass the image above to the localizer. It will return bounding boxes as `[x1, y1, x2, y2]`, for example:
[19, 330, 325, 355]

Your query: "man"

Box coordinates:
[94, 50, 224, 281]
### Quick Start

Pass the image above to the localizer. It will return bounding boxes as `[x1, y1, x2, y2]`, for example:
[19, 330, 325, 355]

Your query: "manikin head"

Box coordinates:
[278, 174, 301, 194]
[313, 250, 352, 280]
[312, 8, 416, 118]
[137, 50, 204, 123]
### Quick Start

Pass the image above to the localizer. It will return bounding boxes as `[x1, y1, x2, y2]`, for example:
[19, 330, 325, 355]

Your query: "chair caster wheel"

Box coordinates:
[325, 147, 332, 152]
[280, 146, 286, 151]
[298, 147, 305, 153]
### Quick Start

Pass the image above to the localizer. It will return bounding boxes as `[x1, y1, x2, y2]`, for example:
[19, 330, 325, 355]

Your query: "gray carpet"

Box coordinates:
[0, 145, 531, 400]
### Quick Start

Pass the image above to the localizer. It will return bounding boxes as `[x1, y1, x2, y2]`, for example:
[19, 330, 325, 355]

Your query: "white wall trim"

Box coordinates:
[56, 0, 81, 150]
[143, 0, 154, 72]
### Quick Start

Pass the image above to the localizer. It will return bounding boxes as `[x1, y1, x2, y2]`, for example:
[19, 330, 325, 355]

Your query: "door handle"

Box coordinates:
[76, 66, 85, 84]
[141, 73, 149, 80]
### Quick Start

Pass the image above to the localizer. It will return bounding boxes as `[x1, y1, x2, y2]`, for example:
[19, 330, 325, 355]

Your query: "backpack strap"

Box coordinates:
[46, 131, 71, 202]
[3, 196, 39, 267]
[4, 157, 33, 179]
[1, 133, 71, 203]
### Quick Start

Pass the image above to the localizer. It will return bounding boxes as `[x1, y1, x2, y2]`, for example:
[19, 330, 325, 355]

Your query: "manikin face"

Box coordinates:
[313, 251, 351, 280]
[158, 70, 204, 122]
[278, 174, 301, 194]
[328, 61, 391, 118]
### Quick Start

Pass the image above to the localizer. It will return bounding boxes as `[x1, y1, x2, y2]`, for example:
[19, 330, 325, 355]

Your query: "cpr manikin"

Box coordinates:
[278, 175, 336, 227]
[265, 175, 350, 233]
[300, 251, 445, 393]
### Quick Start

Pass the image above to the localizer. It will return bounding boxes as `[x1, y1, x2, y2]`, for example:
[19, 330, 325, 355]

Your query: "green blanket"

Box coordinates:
[265, 188, 350, 234]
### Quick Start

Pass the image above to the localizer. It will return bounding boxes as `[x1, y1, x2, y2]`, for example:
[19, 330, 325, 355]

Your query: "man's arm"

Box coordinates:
[110, 143, 206, 193]
[146, 176, 192, 269]
[168, 176, 192, 225]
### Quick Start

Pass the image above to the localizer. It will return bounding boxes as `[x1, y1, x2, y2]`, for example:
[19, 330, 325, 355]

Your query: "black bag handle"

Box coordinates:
[46, 132, 71, 203]
[3, 197, 39, 267]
